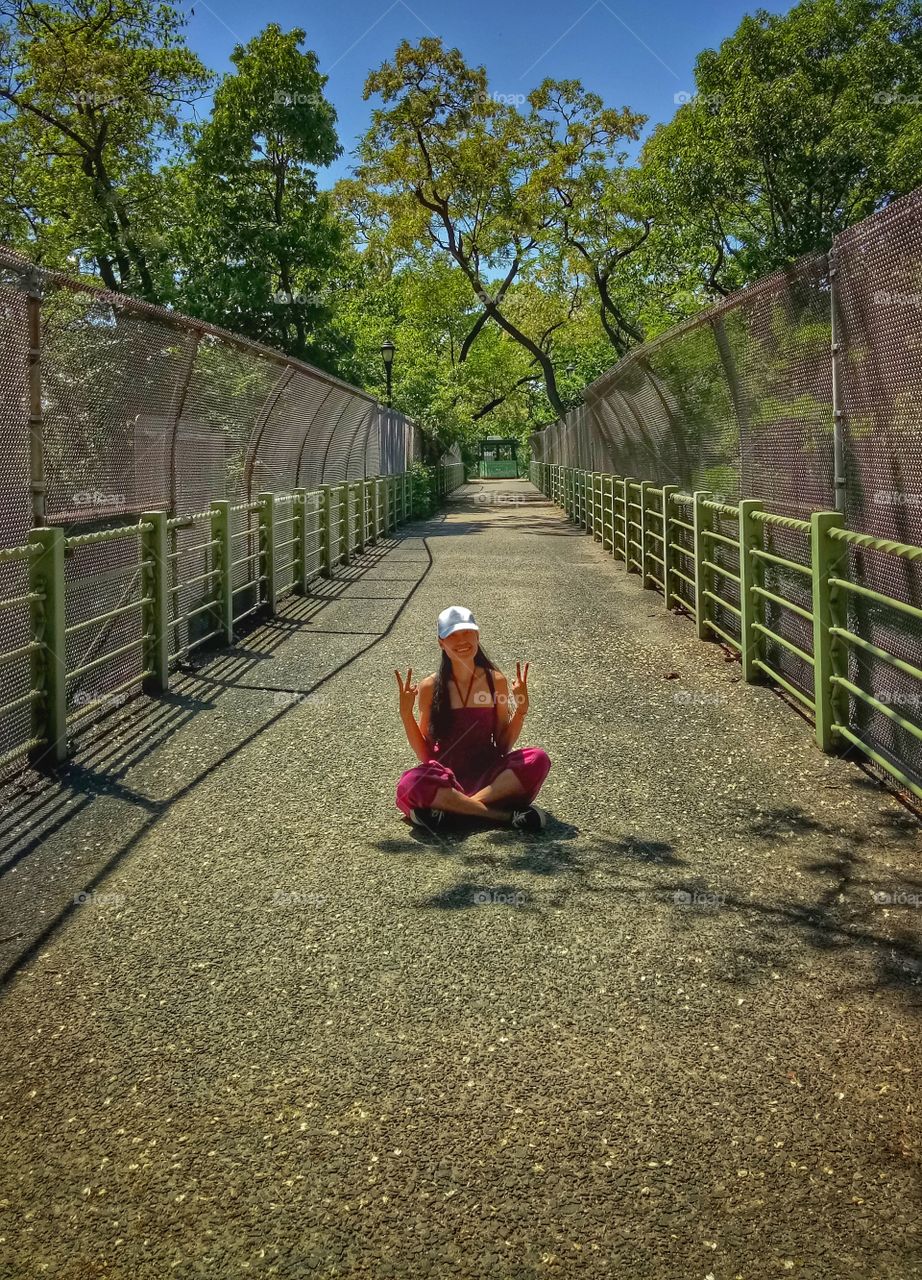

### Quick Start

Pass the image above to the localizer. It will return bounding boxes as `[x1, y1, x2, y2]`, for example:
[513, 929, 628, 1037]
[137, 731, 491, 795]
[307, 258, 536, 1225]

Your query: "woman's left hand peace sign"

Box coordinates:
[511, 661, 530, 715]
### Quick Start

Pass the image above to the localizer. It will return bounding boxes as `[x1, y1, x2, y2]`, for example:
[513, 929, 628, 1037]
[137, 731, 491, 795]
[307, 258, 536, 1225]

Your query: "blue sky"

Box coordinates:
[180, 0, 791, 184]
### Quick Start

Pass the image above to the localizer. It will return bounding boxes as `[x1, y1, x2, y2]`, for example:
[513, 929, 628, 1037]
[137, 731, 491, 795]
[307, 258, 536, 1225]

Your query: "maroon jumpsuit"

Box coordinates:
[396, 665, 551, 817]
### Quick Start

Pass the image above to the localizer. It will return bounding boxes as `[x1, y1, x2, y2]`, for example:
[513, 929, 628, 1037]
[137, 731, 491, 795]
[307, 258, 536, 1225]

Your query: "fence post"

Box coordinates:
[320, 486, 333, 577]
[258, 491, 278, 614]
[738, 499, 764, 683]
[812, 510, 848, 752]
[612, 478, 627, 563]
[208, 501, 233, 644]
[339, 481, 350, 564]
[639, 481, 653, 587]
[693, 490, 713, 641]
[407, 470, 414, 520]
[355, 482, 365, 553]
[369, 478, 378, 542]
[27, 526, 67, 766]
[292, 489, 310, 593]
[623, 478, 638, 573]
[661, 485, 678, 608]
[137, 509, 171, 688]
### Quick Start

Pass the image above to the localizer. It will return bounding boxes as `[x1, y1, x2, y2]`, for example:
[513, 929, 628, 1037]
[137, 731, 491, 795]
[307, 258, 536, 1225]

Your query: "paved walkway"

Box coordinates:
[1, 478, 921, 1280]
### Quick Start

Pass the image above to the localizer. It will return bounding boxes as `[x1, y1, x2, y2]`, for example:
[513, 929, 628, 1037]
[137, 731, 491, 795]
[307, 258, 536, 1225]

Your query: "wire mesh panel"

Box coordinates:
[41, 285, 194, 522]
[731, 256, 834, 518]
[0, 554, 33, 765]
[668, 495, 696, 616]
[274, 495, 299, 598]
[705, 505, 743, 649]
[64, 534, 146, 720]
[0, 247, 418, 769]
[0, 265, 34, 763]
[756, 520, 815, 708]
[835, 191, 922, 786]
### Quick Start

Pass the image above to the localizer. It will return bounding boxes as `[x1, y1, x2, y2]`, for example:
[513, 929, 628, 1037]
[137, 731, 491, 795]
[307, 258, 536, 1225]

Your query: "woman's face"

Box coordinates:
[439, 629, 480, 662]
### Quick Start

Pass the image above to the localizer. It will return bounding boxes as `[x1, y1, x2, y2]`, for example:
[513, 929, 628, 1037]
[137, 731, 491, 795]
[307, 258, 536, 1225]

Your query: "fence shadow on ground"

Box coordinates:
[0, 519, 454, 987]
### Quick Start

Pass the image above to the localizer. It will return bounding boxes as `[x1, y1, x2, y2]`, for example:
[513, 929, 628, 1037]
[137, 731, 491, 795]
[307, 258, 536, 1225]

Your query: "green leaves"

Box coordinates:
[0, 0, 212, 296]
[168, 24, 345, 367]
[640, 0, 922, 293]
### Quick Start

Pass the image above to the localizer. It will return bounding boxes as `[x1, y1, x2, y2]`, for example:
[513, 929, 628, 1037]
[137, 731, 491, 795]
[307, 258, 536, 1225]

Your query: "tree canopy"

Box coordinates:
[2, 0, 919, 452]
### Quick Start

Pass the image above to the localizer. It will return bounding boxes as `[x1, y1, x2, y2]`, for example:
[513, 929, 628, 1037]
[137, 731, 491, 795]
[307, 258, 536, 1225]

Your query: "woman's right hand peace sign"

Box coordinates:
[394, 668, 418, 717]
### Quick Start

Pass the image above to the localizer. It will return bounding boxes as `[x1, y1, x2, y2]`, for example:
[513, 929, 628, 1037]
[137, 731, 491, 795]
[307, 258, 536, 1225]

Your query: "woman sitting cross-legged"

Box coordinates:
[395, 604, 551, 833]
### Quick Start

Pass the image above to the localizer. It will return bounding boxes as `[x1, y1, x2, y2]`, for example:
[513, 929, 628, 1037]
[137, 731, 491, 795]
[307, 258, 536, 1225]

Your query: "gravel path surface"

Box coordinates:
[1, 477, 920, 1280]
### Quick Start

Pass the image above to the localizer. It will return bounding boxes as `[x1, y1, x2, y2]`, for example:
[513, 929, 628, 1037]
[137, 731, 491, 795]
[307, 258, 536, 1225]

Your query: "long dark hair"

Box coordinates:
[428, 642, 499, 750]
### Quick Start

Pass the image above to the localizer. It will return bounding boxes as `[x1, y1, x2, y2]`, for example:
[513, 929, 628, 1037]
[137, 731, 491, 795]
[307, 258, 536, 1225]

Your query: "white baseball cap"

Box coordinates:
[437, 605, 479, 640]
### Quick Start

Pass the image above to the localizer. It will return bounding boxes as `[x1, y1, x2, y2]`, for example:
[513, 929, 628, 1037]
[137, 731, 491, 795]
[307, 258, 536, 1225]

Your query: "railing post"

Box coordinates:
[639, 480, 653, 587]
[355, 482, 365, 553]
[292, 488, 310, 593]
[139, 509, 171, 690]
[812, 510, 847, 753]
[612, 478, 627, 563]
[258, 491, 278, 615]
[369, 478, 378, 542]
[320, 485, 334, 578]
[338, 481, 350, 564]
[661, 485, 678, 608]
[693, 490, 713, 641]
[208, 501, 233, 644]
[623, 478, 637, 573]
[27, 526, 67, 766]
[738, 499, 764, 683]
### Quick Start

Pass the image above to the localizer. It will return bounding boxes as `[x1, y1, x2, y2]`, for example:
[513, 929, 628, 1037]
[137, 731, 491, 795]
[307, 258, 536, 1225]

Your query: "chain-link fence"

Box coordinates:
[532, 186, 922, 799]
[0, 249, 421, 769]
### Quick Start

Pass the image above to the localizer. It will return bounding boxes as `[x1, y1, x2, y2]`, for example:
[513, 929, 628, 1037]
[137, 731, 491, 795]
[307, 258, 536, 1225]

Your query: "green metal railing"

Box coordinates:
[0, 465, 464, 772]
[533, 461, 922, 805]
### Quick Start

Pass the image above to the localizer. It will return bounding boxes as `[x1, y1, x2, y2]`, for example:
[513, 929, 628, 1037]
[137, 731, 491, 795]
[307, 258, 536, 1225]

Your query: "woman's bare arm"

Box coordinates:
[402, 675, 434, 763]
[493, 670, 525, 753]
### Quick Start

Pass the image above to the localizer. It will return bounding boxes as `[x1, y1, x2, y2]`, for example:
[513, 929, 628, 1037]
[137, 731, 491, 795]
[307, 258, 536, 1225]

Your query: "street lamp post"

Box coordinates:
[380, 339, 395, 407]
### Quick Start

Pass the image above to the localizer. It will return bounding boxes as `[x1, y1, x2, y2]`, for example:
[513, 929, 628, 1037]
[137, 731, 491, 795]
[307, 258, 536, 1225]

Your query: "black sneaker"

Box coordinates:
[510, 805, 548, 833]
[410, 807, 447, 831]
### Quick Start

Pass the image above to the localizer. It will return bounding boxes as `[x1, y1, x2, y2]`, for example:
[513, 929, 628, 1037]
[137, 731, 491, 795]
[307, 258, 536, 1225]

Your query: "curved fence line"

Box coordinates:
[531, 184, 922, 805]
[0, 250, 449, 772]
[0, 465, 466, 775]
[535, 462, 922, 806]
